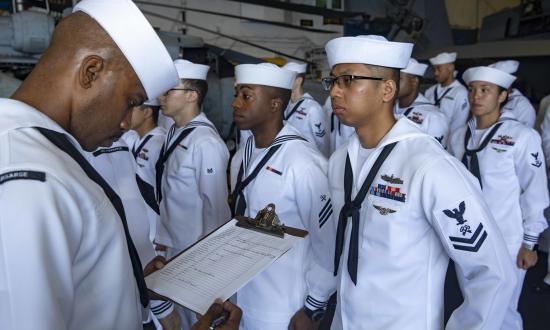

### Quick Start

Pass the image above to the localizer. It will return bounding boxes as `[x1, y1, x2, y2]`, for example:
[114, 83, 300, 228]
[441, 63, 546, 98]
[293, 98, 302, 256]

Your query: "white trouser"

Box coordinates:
[239, 315, 290, 330]
[542, 229, 550, 285]
[501, 243, 526, 330]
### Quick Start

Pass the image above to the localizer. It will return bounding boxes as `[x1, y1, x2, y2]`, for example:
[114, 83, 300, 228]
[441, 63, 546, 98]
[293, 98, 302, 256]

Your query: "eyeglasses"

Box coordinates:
[321, 75, 384, 91]
[164, 88, 196, 95]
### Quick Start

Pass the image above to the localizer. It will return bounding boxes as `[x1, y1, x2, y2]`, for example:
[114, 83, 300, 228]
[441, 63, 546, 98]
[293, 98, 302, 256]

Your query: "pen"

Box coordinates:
[209, 311, 229, 329]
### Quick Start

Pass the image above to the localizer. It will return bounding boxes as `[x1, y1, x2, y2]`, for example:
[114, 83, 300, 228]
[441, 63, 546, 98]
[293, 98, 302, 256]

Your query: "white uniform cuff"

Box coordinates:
[523, 233, 540, 246]
[304, 295, 328, 311]
[150, 300, 174, 319]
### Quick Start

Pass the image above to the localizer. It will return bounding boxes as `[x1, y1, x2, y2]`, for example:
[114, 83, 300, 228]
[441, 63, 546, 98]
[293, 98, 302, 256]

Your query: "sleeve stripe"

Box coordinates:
[151, 301, 173, 315]
[306, 295, 328, 309]
[319, 208, 333, 228]
[318, 198, 332, 217]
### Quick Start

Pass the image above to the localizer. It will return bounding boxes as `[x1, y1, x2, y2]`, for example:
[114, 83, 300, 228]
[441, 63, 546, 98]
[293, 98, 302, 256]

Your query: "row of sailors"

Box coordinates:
[114, 49, 548, 329]
[1, 0, 549, 329]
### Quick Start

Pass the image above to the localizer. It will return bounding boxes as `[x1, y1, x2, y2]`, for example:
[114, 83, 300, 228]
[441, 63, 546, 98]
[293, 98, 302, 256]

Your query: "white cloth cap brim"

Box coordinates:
[429, 52, 457, 65]
[282, 62, 307, 74]
[174, 59, 210, 80]
[401, 59, 428, 77]
[489, 60, 519, 74]
[235, 63, 296, 90]
[462, 66, 516, 89]
[325, 36, 413, 69]
[74, 0, 179, 99]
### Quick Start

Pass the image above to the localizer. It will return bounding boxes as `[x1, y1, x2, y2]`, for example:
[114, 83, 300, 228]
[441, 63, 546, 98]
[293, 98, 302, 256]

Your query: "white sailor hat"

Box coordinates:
[462, 66, 516, 89]
[144, 99, 159, 106]
[429, 52, 457, 65]
[174, 59, 210, 80]
[235, 63, 296, 90]
[489, 60, 519, 74]
[282, 62, 307, 74]
[73, 0, 178, 100]
[401, 58, 428, 77]
[325, 35, 413, 69]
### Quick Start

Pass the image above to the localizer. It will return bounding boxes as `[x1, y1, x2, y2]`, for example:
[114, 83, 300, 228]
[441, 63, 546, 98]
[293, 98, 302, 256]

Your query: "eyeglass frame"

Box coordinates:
[321, 74, 385, 91]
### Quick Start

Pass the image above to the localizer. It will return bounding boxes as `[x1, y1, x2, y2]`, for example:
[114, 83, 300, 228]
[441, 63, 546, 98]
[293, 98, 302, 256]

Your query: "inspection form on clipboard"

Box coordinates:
[145, 212, 307, 314]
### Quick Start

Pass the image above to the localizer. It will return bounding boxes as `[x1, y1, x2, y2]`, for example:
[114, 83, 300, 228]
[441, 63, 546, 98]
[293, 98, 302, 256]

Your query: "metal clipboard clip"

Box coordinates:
[235, 203, 285, 238]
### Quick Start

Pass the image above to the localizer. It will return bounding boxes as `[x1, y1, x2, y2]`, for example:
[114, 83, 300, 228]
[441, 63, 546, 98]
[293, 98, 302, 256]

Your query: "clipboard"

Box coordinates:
[145, 204, 308, 314]
[234, 203, 308, 239]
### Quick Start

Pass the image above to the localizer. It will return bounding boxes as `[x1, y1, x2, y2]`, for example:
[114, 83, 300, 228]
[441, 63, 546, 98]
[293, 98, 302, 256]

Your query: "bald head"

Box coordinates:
[12, 11, 146, 151]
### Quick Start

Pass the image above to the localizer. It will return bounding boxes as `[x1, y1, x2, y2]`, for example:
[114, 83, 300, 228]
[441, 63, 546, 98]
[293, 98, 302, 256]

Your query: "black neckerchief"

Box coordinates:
[434, 86, 453, 107]
[35, 127, 149, 308]
[154, 127, 196, 202]
[132, 134, 153, 159]
[403, 107, 414, 117]
[461, 122, 503, 189]
[284, 99, 306, 121]
[334, 142, 398, 285]
[230, 134, 306, 217]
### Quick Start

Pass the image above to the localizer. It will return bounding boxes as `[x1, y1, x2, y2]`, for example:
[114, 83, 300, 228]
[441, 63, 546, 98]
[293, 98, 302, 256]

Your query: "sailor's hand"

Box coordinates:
[517, 247, 538, 269]
[144, 256, 167, 300]
[159, 308, 182, 330]
[144, 255, 166, 277]
[193, 300, 242, 330]
[288, 309, 319, 330]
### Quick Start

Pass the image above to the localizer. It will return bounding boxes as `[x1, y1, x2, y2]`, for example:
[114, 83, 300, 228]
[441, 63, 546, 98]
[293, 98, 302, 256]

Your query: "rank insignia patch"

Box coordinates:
[443, 201, 487, 252]
[531, 152, 542, 168]
[443, 201, 467, 225]
[409, 112, 424, 124]
[490, 135, 515, 146]
[373, 204, 396, 215]
[492, 147, 506, 153]
[369, 183, 406, 202]
[296, 109, 307, 116]
[381, 174, 403, 185]
[314, 122, 326, 137]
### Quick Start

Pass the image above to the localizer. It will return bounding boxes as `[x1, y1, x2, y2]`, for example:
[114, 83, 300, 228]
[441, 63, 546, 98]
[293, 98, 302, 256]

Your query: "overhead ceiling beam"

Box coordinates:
[224, 0, 360, 18]
[135, 1, 336, 33]
[141, 10, 313, 64]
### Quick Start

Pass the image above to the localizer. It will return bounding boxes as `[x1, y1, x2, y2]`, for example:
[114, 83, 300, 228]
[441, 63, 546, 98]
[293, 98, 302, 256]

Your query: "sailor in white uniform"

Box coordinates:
[395, 58, 449, 146]
[128, 99, 166, 243]
[448, 66, 548, 330]
[425, 52, 470, 136]
[281, 61, 330, 157]
[0, 0, 180, 328]
[88, 140, 181, 329]
[325, 95, 355, 155]
[156, 59, 230, 258]
[488, 60, 536, 128]
[323, 35, 516, 330]
[238, 62, 330, 157]
[230, 63, 336, 330]
[539, 95, 550, 294]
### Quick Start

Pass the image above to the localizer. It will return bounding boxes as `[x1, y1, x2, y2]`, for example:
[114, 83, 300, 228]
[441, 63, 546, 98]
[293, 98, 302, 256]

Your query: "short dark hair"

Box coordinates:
[265, 86, 291, 112]
[498, 86, 509, 109]
[182, 79, 208, 107]
[364, 64, 400, 103]
[149, 105, 160, 125]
